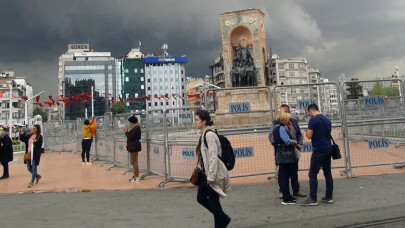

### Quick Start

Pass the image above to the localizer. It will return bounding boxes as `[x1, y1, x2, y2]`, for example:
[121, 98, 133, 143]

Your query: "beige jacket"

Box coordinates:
[200, 126, 231, 197]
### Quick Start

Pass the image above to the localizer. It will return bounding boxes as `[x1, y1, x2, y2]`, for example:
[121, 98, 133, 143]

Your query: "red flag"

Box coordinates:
[0, 91, 3, 98]
[22, 96, 28, 101]
[103, 92, 112, 96]
[163, 94, 169, 100]
[101, 98, 107, 102]
[36, 96, 40, 103]
[56, 102, 60, 106]
[43, 102, 53, 107]
[128, 96, 134, 102]
[172, 93, 177, 99]
[111, 97, 115, 105]
[145, 96, 151, 101]
[138, 95, 145, 99]
[119, 96, 124, 104]
[49, 95, 55, 104]
[154, 95, 161, 100]
[84, 99, 88, 103]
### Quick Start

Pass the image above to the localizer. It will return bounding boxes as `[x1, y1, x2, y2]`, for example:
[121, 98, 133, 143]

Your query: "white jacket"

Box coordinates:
[200, 126, 231, 197]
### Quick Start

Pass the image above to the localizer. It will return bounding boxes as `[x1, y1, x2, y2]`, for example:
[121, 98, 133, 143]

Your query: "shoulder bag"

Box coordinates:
[316, 115, 342, 160]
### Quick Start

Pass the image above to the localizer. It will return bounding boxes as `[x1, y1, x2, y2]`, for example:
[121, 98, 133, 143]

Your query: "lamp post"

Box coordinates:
[9, 84, 12, 126]
[24, 91, 45, 127]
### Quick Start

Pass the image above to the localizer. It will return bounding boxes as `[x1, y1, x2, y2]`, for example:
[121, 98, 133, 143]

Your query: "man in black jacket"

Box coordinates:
[0, 131, 13, 179]
[268, 104, 306, 198]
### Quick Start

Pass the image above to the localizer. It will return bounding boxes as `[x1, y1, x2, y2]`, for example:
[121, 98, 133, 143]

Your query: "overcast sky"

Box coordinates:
[1, 0, 404, 95]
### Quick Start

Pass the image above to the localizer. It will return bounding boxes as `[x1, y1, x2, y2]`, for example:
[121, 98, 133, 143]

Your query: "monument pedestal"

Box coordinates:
[214, 88, 271, 129]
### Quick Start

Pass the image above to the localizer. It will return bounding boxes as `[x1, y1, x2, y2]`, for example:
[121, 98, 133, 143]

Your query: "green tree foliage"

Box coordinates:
[33, 107, 48, 122]
[370, 82, 400, 97]
[346, 79, 363, 100]
[109, 102, 126, 116]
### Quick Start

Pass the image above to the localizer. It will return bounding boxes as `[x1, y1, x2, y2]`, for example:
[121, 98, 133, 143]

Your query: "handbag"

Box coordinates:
[24, 152, 31, 162]
[294, 147, 302, 160]
[316, 115, 342, 160]
[190, 167, 202, 186]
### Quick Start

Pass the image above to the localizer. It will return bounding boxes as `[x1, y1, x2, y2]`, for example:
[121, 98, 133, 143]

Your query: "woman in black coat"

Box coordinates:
[0, 131, 13, 179]
[19, 124, 43, 188]
[123, 115, 141, 182]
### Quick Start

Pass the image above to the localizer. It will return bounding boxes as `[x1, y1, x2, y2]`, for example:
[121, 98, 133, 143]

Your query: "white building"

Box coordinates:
[321, 78, 339, 114]
[0, 71, 29, 125]
[144, 55, 188, 112]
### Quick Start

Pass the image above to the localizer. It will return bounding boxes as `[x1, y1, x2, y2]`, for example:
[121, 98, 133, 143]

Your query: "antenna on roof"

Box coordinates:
[161, 43, 168, 57]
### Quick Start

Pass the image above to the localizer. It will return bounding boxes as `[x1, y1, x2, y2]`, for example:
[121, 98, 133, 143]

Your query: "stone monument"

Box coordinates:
[214, 9, 271, 128]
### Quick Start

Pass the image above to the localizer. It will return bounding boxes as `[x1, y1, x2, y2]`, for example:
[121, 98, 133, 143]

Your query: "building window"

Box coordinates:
[147, 79, 150, 83]
[125, 77, 129, 82]
[289, 64, 294, 69]
[125, 69, 129, 73]
[108, 65, 113, 70]
[141, 77, 144, 82]
[134, 69, 138, 73]
[148, 87, 150, 90]
[289, 72, 295, 76]
[141, 85, 144, 89]
[149, 103, 151, 106]
[155, 102, 158, 106]
[278, 64, 284, 69]
[279, 72, 285, 77]
[141, 69, 144, 73]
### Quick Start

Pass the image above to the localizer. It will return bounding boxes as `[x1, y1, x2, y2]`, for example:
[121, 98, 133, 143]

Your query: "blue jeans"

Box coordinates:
[27, 160, 39, 183]
[309, 148, 333, 200]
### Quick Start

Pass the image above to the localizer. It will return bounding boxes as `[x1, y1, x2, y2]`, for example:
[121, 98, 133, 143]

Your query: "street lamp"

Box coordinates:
[24, 91, 45, 127]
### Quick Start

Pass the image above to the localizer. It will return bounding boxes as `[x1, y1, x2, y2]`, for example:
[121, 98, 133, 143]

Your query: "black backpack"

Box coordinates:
[203, 129, 235, 171]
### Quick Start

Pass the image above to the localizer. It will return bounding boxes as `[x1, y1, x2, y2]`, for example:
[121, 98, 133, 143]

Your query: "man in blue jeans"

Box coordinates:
[301, 103, 334, 206]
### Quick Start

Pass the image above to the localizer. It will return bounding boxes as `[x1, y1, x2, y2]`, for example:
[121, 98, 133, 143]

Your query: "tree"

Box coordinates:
[370, 82, 400, 97]
[33, 107, 48, 122]
[346, 78, 363, 100]
[109, 102, 126, 116]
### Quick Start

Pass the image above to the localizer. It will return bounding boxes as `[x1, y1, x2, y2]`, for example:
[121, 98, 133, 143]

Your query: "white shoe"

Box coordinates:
[135, 177, 141, 182]
[86, 162, 92, 166]
[82, 162, 85, 166]
[129, 178, 136, 183]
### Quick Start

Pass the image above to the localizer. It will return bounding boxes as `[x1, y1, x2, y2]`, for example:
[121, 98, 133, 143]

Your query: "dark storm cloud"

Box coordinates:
[1, 0, 405, 95]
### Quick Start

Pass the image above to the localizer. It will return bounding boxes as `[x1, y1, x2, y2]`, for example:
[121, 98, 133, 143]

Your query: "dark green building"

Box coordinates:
[121, 48, 146, 112]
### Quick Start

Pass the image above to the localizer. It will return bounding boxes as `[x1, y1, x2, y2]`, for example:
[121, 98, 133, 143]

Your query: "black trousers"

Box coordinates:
[278, 163, 297, 200]
[197, 179, 228, 228]
[278, 161, 300, 194]
[81, 139, 92, 162]
[1, 161, 9, 177]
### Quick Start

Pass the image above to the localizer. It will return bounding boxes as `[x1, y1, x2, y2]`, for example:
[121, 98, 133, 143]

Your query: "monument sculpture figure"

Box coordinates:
[231, 45, 258, 87]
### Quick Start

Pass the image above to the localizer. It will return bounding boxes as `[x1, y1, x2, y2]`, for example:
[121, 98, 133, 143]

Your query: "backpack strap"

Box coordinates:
[203, 129, 216, 149]
[316, 115, 336, 145]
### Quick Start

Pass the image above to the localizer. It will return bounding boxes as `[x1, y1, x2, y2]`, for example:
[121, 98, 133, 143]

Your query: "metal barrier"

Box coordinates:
[342, 79, 405, 175]
[163, 106, 201, 186]
[34, 79, 405, 186]
[271, 82, 349, 177]
[204, 87, 273, 128]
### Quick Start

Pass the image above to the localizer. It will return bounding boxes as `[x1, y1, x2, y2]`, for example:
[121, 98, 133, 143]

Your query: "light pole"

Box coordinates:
[91, 86, 94, 117]
[25, 91, 45, 127]
[9, 84, 12, 126]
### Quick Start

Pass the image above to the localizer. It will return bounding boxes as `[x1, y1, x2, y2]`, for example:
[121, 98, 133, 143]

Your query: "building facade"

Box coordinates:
[0, 71, 29, 124]
[120, 48, 146, 112]
[144, 56, 188, 110]
[60, 45, 122, 120]
[209, 55, 225, 88]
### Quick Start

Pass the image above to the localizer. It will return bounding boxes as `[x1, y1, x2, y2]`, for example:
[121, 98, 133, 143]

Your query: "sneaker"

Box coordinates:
[282, 197, 296, 205]
[0, 175, 9, 179]
[35, 175, 41, 184]
[86, 162, 92, 166]
[129, 178, 136, 183]
[135, 177, 141, 182]
[293, 191, 307, 197]
[278, 192, 283, 199]
[82, 162, 85, 166]
[28, 182, 34, 188]
[301, 197, 318, 206]
[321, 197, 334, 204]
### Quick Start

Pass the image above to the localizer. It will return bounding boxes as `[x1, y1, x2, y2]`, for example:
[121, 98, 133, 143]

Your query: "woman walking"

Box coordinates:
[123, 115, 141, 182]
[271, 111, 299, 205]
[82, 118, 95, 165]
[20, 124, 43, 188]
[195, 110, 231, 228]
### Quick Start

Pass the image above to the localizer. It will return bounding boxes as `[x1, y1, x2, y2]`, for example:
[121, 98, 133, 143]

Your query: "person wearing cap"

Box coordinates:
[0, 130, 13, 179]
[82, 118, 96, 165]
[123, 115, 142, 182]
